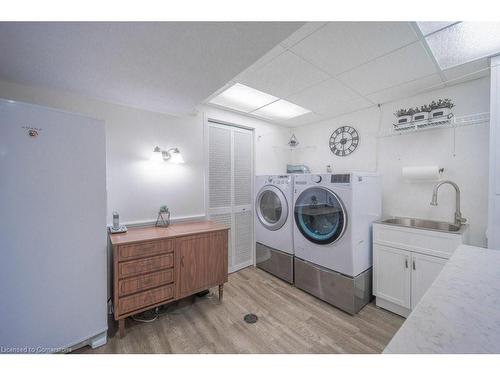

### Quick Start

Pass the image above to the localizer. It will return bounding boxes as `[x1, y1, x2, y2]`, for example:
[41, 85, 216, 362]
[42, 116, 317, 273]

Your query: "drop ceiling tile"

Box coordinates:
[280, 22, 328, 48]
[366, 74, 444, 104]
[278, 111, 324, 127]
[290, 22, 418, 76]
[337, 42, 438, 95]
[287, 78, 372, 116]
[233, 45, 287, 81]
[425, 22, 500, 69]
[442, 57, 489, 81]
[238, 51, 330, 98]
[416, 21, 458, 36]
[324, 96, 374, 118]
[444, 68, 490, 87]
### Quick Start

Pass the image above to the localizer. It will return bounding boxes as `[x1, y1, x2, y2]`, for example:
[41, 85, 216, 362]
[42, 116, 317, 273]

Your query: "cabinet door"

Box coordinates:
[373, 244, 411, 309]
[176, 231, 228, 299]
[411, 252, 446, 309]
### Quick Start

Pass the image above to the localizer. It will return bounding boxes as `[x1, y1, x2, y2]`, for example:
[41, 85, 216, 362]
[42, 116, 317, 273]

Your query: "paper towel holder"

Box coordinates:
[402, 165, 445, 182]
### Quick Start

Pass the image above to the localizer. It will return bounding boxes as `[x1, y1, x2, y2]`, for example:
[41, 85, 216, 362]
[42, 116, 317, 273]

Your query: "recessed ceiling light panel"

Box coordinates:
[208, 83, 278, 113]
[425, 22, 500, 69]
[251, 99, 311, 121]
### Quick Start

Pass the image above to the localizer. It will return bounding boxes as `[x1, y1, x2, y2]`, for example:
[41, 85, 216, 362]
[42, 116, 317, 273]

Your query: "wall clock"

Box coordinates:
[329, 126, 359, 157]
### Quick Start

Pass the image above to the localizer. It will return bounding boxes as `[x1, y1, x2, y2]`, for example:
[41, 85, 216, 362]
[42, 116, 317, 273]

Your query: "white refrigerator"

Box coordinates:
[0, 99, 108, 353]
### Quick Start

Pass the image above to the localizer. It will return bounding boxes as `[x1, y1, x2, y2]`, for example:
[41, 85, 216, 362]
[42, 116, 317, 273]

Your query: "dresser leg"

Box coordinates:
[218, 284, 224, 301]
[118, 319, 125, 338]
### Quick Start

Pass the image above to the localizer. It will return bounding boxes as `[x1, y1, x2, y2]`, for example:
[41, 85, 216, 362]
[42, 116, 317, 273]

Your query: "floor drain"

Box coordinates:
[244, 313, 258, 324]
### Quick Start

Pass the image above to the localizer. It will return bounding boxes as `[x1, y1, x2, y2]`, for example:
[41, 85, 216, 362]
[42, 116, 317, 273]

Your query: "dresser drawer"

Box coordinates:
[118, 284, 174, 315]
[118, 253, 174, 278]
[118, 239, 173, 261]
[118, 269, 174, 297]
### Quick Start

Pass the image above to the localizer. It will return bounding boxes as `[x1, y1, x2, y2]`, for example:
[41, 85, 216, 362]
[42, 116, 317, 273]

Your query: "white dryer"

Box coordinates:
[293, 173, 381, 314]
[255, 174, 294, 283]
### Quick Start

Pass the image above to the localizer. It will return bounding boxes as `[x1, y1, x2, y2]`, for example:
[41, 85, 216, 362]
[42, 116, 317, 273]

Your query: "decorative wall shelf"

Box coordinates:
[378, 112, 490, 138]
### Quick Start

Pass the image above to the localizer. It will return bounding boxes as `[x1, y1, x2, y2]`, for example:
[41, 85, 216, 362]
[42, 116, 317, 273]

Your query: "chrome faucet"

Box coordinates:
[430, 180, 466, 226]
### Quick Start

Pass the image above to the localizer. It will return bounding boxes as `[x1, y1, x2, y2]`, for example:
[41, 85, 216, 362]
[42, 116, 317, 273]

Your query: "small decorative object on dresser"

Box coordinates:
[109, 221, 229, 337]
[155, 205, 170, 227]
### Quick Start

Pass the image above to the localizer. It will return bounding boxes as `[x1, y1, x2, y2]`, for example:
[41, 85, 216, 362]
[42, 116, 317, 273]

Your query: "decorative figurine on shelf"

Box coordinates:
[155, 205, 170, 228]
[288, 134, 299, 148]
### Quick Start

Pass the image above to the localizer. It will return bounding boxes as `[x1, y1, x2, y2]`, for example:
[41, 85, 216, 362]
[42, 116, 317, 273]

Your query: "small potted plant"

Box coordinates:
[412, 104, 431, 123]
[430, 99, 454, 119]
[394, 107, 415, 130]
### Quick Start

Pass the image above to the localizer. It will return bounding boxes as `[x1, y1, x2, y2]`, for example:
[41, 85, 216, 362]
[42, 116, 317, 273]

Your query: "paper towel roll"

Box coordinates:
[402, 166, 442, 181]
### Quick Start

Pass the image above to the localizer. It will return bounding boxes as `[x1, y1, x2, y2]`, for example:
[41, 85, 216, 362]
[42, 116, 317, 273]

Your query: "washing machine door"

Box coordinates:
[256, 185, 289, 231]
[294, 186, 347, 244]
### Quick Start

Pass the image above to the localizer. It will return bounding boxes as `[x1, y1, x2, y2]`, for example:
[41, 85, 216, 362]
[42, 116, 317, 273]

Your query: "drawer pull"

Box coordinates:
[405, 258, 409, 268]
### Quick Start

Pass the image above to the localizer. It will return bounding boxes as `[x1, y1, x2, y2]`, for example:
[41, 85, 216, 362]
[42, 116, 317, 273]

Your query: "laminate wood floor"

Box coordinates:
[76, 266, 404, 354]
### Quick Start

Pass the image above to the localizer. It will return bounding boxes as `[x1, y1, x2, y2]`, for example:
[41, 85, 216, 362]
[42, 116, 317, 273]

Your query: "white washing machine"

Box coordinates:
[255, 174, 294, 283]
[293, 172, 381, 314]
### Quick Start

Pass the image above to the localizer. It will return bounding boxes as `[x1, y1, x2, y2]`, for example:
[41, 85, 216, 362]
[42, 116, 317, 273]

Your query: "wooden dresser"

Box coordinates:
[109, 221, 229, 337]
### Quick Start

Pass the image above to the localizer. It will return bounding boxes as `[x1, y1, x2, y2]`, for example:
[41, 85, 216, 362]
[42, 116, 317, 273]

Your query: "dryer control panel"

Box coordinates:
[267, 175, 292, 185]
[331, 174, 350, 184]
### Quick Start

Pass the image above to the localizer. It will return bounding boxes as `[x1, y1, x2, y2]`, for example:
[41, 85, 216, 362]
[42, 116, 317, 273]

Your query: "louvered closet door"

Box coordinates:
[208, 121, 254, 273]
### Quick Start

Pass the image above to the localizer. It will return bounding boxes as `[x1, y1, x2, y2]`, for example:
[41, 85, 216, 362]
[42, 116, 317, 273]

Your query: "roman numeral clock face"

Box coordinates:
[329, 126, 359, 157]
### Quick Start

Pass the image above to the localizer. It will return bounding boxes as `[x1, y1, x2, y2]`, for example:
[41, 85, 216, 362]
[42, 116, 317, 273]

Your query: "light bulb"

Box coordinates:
[169, 149, 184, 164]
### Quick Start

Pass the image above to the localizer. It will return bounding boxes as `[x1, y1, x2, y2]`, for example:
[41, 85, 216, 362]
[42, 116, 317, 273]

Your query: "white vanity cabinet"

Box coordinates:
[373, 244, 411, 311]
[373, 222, 468, 317]
[410, 252, 447, 309]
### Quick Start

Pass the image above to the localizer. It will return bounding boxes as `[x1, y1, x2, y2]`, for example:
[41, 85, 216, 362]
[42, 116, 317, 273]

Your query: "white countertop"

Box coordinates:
[384, 244, 500, 354]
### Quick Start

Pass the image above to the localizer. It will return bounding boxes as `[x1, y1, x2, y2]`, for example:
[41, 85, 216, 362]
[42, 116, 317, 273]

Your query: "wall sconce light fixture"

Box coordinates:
[152, 146, 185, 164]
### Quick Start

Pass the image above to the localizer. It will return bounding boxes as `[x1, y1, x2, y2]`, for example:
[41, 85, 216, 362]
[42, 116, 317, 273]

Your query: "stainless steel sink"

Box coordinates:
[379, 217, 463, 233]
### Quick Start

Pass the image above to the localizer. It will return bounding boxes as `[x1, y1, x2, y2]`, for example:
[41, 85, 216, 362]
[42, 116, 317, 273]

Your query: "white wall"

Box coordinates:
[488, 56, 500, 249]
[0, 79, 290, 225]
[290, 107, 380, 173]
[292, 77, 490, 246]
[2, 76, 489, 246]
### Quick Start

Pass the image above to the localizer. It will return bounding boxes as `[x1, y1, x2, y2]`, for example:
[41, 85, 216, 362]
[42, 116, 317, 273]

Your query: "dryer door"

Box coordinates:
[256, 185, 289, 231]
[294, 187, 347, 244]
